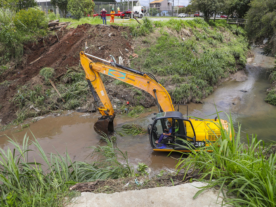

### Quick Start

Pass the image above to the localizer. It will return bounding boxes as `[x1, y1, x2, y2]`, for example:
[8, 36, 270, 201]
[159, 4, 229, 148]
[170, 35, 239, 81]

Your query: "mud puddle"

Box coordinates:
[0, 47, 275, 171]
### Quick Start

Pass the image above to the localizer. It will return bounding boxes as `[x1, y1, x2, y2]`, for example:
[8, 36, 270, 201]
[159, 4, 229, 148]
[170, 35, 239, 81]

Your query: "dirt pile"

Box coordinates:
[0, 24, 134, 125]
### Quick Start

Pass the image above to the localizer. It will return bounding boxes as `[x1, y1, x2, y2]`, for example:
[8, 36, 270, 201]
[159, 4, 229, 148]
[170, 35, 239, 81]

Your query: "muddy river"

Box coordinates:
[0, 48, 275, 172]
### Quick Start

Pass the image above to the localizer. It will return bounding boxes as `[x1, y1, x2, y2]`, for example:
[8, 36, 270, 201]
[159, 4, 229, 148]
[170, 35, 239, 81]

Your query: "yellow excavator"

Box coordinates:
[80, 52, 230, 152]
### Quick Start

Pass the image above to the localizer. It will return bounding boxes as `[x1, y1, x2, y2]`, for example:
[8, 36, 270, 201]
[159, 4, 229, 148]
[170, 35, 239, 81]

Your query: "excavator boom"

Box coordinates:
[80, 52, 174, 135]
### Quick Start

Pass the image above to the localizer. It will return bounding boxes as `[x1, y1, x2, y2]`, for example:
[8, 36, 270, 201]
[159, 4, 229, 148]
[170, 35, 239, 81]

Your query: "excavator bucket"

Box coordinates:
[94, 116, 115, 136]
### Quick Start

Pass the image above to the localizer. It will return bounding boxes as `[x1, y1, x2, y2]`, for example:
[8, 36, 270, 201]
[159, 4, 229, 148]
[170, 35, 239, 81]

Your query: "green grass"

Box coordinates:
[176, 112, 276, 207]
[60, 17, 106, 28]
[0, 134, 133, 206]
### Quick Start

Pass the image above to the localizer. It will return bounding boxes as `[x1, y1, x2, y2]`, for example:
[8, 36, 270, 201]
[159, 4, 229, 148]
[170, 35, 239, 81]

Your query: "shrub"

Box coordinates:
[40, 67, 55, 81]
[48, 12, 57, 21]
[67, 0, 95, 20]
[130, 17, 153, 36]
[269, 71, 276, 83]
[265, 90, 276, 106]
[0, 8, 14, 25]
[0, 21, 23, 64]
[14, 7, 48, 33]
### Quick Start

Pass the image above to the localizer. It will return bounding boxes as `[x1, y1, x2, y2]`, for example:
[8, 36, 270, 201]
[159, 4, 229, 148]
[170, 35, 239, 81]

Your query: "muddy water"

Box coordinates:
[186, 47, 276, 142]
[0, 47, 275, 171]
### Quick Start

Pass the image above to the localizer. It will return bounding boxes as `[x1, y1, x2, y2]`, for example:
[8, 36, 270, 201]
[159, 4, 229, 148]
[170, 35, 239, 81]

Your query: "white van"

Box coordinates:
[133, 6, 146, 18]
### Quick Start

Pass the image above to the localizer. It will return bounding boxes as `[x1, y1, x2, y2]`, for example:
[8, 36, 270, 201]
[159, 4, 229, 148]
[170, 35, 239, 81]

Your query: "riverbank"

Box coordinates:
[0, 18, 248, 128]
[1, 113, 275, 207]
[265, 61, 276, 105]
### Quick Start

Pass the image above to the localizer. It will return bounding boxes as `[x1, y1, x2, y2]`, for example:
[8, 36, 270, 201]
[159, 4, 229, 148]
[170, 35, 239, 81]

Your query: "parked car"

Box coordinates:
[178, 13, 187, 18]
[220, 15, 228, 18]
[194, 13, 199, 17]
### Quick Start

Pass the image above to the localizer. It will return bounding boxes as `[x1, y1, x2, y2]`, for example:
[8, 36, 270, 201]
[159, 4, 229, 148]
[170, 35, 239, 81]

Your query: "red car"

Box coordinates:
[194, 13, 200, 17]
[220, 15, 227, 18]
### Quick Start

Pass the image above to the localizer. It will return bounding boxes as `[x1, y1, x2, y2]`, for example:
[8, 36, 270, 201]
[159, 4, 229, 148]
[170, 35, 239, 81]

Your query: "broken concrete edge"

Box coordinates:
[66, 182, 229, 207]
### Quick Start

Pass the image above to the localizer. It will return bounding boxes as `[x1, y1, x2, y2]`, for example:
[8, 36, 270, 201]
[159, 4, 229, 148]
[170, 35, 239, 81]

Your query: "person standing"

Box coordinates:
[110, 8, 115, 23]
[101, 8, 107, 25]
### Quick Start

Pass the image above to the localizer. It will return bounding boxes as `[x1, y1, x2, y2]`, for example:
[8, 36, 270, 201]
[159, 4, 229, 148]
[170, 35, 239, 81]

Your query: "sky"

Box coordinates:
[138, 0, 190, 6]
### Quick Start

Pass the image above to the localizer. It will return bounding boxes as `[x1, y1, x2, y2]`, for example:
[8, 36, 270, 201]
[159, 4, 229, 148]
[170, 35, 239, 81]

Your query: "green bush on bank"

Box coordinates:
[0, 7, 48, 65]
[13, 7, 48, 33]
[131, 19, 248, 103]
[265, 90, 276, 105]
[176, 113, 276, 207]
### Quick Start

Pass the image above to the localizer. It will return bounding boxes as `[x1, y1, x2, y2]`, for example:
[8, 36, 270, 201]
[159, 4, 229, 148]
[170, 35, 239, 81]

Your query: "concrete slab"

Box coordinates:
[67, 182, 226, 207]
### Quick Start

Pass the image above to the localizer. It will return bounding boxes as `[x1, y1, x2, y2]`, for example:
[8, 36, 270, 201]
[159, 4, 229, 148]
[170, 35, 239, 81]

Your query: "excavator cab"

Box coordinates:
[148, 111, 205, 151]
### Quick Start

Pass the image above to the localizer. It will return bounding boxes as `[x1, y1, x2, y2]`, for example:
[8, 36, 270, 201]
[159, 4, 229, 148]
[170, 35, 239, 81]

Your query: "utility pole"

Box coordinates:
[177, 0, 179, 16]
[172, 0, 174, 17]
[149, 0, 150, 16]
[131, 0, 133, 18]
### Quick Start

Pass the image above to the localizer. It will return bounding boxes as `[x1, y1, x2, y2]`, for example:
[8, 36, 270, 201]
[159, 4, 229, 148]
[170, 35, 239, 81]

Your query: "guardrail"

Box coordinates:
[227, 19, 247, 25]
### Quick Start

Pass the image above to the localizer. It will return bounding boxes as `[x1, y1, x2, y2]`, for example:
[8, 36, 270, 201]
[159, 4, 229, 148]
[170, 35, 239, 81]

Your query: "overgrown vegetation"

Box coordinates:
[131, 19, 248, 103]
[265, 61, 276, 106]
[176, 113, 276, 207]
[118, 124, 147, 136]
[39, 67, 55, 82]
[246, 0, 276, 55]
[67, 0, 95, 20]
[0, 134, 133, 206]
[11, 67, 90, 124]
[0, 7, 48, 64]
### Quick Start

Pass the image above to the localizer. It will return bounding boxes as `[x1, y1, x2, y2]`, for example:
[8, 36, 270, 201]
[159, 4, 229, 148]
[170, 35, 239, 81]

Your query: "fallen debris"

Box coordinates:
[49, 80, 65, 103]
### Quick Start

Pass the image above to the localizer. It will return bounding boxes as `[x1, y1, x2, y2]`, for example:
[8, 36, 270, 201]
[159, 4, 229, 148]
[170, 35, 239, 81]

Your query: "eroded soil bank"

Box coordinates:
[0, 20, 248, 127]
[0, 24, 134, 125]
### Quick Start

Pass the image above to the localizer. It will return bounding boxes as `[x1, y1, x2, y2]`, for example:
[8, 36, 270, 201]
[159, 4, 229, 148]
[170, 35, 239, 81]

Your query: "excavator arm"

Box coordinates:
[80, 51, 174, 134]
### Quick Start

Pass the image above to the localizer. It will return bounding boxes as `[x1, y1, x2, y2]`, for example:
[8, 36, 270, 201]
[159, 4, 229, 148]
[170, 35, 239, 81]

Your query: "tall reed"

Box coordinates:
[0, 134, 132, 206]
[176, 113, 276, 207]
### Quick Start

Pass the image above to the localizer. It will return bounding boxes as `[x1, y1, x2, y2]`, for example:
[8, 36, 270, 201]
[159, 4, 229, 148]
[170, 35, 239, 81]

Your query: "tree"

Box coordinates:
[67, 0, 95, 20]
[190, 0, 223, 21]
[17, 0, 37, 11]
[185, 4, 196, 16]
[1, 0, 37, 11]
[51, 0, 68, 17]
[223, 0, 251, 18]
[246, 0, 276, 54]
[149, 8, 159, 16]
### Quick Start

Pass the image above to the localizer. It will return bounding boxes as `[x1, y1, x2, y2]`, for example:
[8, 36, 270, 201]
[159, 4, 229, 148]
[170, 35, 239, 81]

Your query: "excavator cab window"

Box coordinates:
[174, 119, 196, 150]
[150, 118, 174, 148]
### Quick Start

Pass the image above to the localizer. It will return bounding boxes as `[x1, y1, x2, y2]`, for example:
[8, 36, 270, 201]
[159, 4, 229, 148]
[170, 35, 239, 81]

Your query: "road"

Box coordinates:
[114, 17, 195, 23]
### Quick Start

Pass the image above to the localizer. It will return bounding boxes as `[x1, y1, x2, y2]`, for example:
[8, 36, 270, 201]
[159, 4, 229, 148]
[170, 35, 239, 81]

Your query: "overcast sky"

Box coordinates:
[138, 0, 190, 6]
